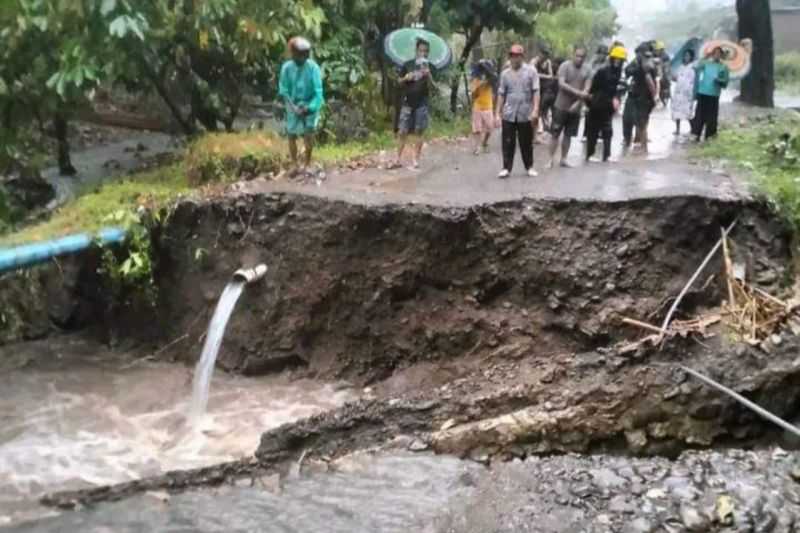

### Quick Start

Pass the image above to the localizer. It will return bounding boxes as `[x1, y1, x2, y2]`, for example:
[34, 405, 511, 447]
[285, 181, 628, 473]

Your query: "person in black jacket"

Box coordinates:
[586, 46, 627, 163]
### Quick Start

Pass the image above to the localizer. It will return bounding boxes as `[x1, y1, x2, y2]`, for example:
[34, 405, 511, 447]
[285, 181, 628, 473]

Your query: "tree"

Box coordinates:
[436, 0, 572, 112]
[104, 0, 325, 134]
[536, 0, 618, 58]
[737, 0, 774, 108]
[0, 0, 112, 175]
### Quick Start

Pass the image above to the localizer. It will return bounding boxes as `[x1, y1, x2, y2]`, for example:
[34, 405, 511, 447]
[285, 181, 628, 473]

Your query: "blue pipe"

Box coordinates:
[0, 227, 126, 274]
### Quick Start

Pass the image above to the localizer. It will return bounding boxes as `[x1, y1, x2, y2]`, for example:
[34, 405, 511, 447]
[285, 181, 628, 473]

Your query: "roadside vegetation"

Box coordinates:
[696, 113, 800, 235]
[0, 115, 469, 247]
[776, 52, 800, 93]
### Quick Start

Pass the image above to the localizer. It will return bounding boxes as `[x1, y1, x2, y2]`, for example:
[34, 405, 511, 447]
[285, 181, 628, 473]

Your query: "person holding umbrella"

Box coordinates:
[692, 46, 729, 141]
[495, 44, 540, 179]
[278, 37, 324, 177]
[390, 38, 433, 170]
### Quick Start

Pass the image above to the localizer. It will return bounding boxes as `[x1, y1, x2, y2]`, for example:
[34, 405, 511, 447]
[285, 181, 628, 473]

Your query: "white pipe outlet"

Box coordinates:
[232, 264, 268, 284]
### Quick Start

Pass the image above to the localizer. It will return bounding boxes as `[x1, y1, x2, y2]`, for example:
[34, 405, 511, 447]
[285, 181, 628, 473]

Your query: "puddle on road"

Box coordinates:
[0, 358, 353, 526]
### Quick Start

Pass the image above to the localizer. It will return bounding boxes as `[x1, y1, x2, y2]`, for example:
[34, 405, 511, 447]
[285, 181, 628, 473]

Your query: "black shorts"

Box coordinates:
[551, 108, 581, 138]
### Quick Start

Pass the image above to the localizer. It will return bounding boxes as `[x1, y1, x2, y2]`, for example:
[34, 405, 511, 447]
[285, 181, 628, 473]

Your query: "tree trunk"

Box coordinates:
[450, 24, 484, 113]
[737, 0, 774, 107]
[54, 110, 76, 176]
[138, 53, 196, 135]
[419, 0, 435, 25]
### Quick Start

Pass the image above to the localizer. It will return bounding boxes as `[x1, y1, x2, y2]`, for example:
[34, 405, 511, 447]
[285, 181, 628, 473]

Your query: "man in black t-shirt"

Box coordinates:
[622, 44, 657, 152]
[586, 46, 626, 163]
[390, 39, 432, 170]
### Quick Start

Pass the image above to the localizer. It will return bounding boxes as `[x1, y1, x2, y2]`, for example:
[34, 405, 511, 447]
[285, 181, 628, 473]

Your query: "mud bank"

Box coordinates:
[0, 252, 107, 346]
[36, 189, 800, 511]
[153, 191, 789, 382]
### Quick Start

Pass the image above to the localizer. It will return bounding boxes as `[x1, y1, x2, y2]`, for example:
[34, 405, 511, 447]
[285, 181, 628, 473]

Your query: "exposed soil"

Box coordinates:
[152, 191, 789, 384]
[29, 187, 800, 512]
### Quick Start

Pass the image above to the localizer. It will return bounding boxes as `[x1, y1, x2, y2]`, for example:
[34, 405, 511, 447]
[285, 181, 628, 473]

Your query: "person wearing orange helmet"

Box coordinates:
[495, 44, 540, 179]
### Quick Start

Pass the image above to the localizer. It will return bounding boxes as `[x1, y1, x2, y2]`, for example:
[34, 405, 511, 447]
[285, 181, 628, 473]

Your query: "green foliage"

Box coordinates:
[98, 208, 159, 309]
[0, 0, 112, 172]
[695, 114, 800, 235]
[185, 132, 288, 184]
[104, 0, 326, 133]
[315, 28, 368, 100]
[776, 52, 800, 90]
[535, 0, 619, 58]
[0, 164, 188, 246]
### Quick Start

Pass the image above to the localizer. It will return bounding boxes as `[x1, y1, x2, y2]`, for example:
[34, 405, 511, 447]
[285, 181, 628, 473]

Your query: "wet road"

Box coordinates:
[244, 106, 750, 207]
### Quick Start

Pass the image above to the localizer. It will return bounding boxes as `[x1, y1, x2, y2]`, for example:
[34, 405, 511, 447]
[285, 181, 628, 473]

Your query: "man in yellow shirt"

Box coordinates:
[470, 59, 496, 155]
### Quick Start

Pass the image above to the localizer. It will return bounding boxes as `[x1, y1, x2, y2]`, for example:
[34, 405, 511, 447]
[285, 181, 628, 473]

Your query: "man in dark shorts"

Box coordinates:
[532, 48, 556, 135]
[622, 43, 658, 153]
[390, 38, 431, 170]
[547, 46, 592, 169]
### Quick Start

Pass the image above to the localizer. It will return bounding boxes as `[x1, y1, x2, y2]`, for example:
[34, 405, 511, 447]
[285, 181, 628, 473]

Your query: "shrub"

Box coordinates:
[185, 132, 289, 185]
[776, 52, 800, 89]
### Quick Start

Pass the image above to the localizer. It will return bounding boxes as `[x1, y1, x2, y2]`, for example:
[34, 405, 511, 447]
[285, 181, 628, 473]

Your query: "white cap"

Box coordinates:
[292, 37, 311, 52]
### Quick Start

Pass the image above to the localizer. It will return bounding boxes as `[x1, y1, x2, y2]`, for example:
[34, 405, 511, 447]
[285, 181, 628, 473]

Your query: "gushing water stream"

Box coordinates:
[189, 280, 245, 422]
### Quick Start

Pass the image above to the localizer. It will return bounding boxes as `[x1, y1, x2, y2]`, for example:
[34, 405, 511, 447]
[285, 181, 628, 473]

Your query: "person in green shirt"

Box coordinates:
[691, 46, 729, 141]
[279, 37, 325, 177]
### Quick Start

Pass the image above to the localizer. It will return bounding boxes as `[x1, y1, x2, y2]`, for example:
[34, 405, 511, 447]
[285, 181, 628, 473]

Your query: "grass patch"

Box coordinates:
[1, 115, 471, 247]
[776, 52, 800, 93]
[316, 115, 471, 165]
[694, 113, 800, 233]
[0, 164, 190, 247]
[186, 131, 288, 185]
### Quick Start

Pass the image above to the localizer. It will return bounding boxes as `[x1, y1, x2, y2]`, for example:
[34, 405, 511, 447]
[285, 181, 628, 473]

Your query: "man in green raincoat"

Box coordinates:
[279, 37, 324, 177]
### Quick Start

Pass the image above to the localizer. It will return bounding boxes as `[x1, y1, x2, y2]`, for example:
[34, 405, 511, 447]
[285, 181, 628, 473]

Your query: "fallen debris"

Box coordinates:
[721, 231, 798, 344]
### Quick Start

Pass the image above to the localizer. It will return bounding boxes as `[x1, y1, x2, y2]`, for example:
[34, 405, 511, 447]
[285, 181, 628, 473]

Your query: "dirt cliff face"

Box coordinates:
[37, 190, 800, 511]
[154, 192, 790, 383]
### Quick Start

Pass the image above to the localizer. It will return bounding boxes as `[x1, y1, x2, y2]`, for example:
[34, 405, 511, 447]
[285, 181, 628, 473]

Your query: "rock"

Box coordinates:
[608, 495, 635, 514]
[646, 488, 667, 500]
[257, 473, 281, 494]
[716, 495, 735, 526]
[233, 477, 253, 488]
[2, 167, 56, 212]
[690, 402, 722, 420]
[790, 467, 800, 483]
[145, 491, 170, 503]
[771, 334, 783, 347]
[625, 430, 648, 451]
[755, 510, 777, 532]
[440, 419, 458, 431]
[623, 518, 655, 533]
[570, 484, 596, 499]
[680, 504, 710, 532]
[408, 438, 429, 452]
[616, 244, 630, 257]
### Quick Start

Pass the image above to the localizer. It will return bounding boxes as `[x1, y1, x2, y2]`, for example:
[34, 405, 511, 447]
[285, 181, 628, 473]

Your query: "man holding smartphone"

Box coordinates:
[390, 38, 432, 170]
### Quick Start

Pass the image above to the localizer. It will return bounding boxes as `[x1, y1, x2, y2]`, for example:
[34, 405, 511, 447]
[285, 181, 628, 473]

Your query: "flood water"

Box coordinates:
[8, 453, 480, 533]
[0, 349, 353, 526]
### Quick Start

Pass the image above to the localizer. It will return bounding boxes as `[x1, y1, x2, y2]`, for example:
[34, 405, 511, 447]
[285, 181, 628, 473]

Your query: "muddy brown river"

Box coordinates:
[3, 340, 800, 532]
[0, 343, 352, 526]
